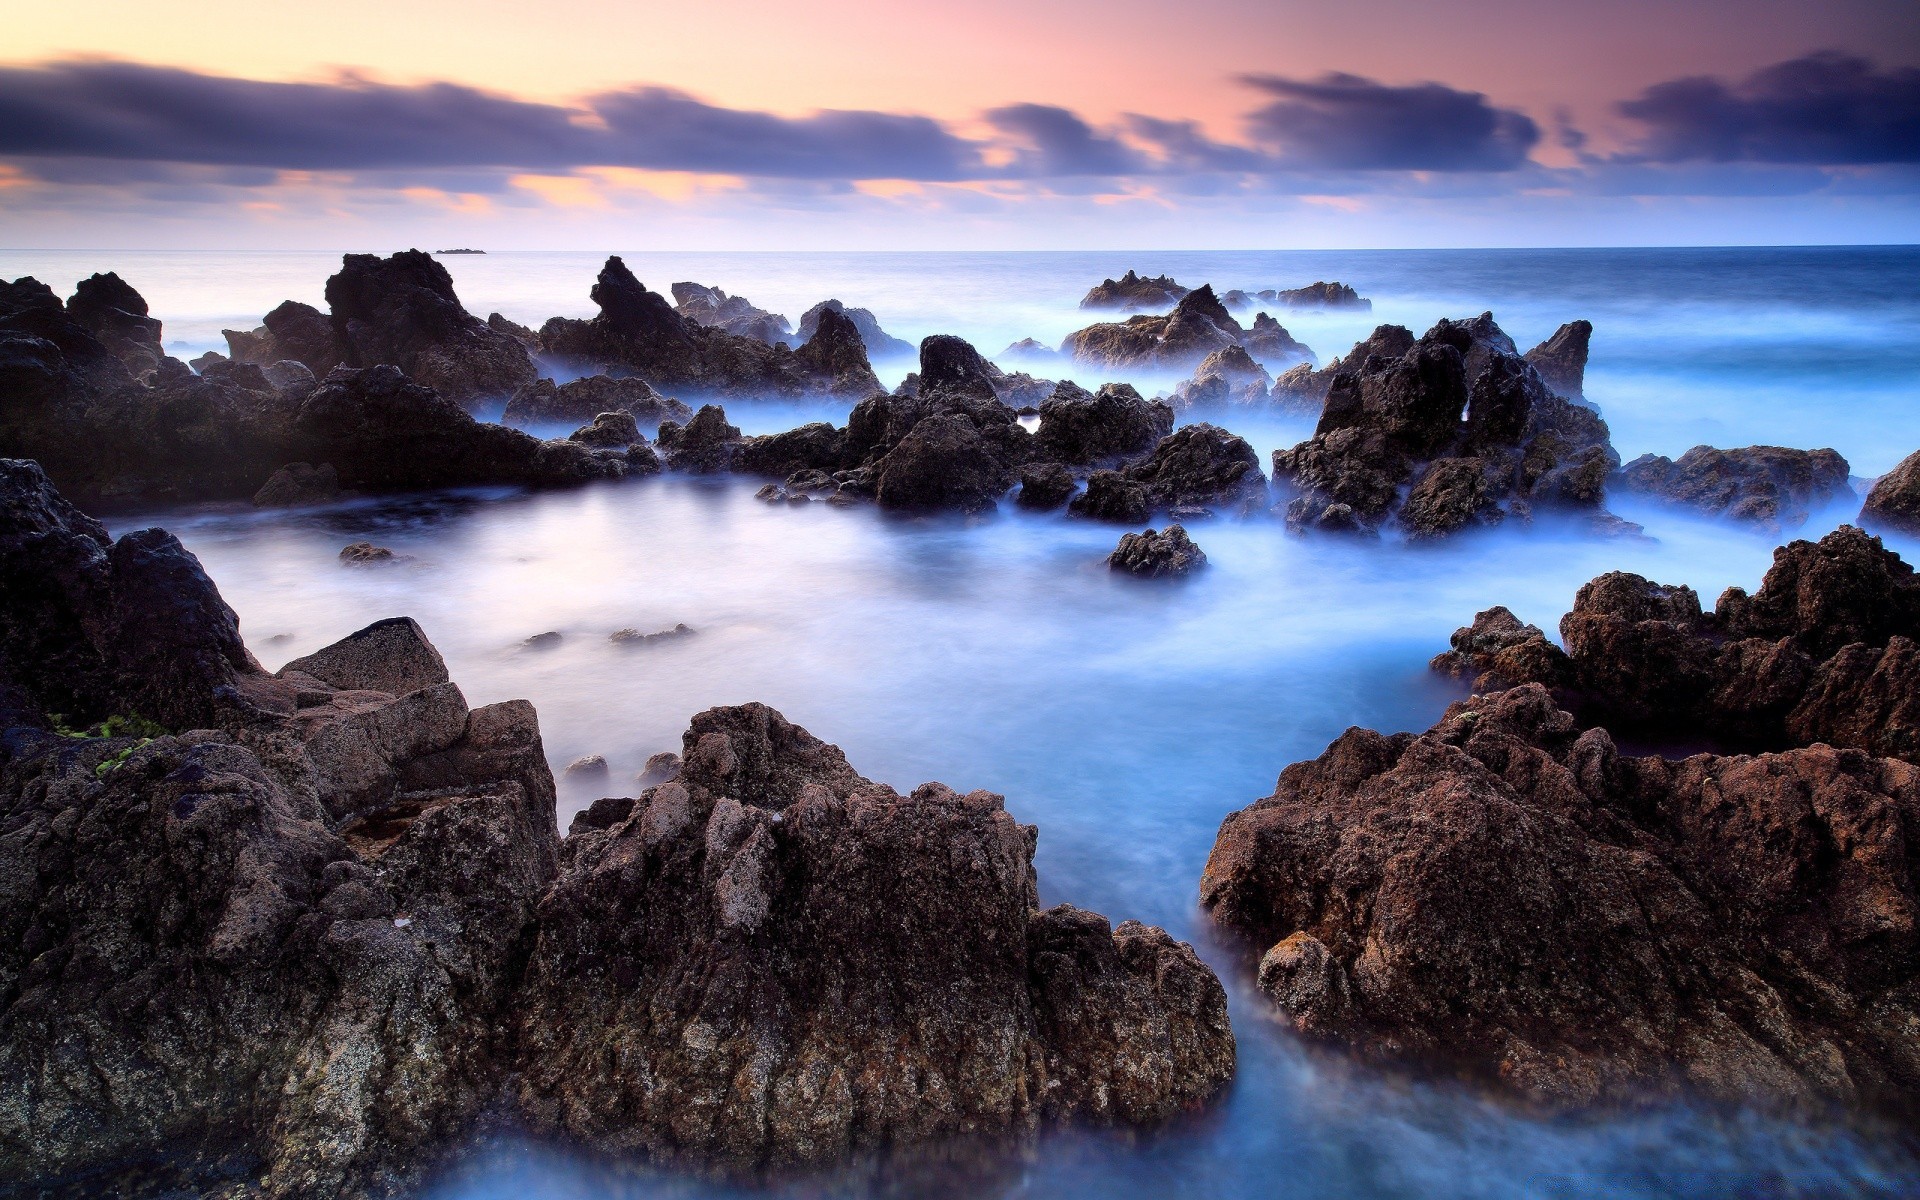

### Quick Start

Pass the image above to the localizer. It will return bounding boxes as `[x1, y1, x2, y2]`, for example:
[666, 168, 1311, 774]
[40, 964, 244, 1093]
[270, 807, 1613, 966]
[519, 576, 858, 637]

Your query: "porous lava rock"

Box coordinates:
[502, 375, 693, 429]
[323, 250, 538, 408]
[1108, 525, 1207, 577]
[1617, 445, 1850, 531]
[1079, 270, 1188, 311]
[1202, 683, 1920, 1114]
[1861, 449, 1920, 537]
[65, 271, 165, 381]
[1034, 381, 1173, 464]
[797, 299, 913, 358]
[671, 282, 792, 344]
[1524, 320, 1592, 400]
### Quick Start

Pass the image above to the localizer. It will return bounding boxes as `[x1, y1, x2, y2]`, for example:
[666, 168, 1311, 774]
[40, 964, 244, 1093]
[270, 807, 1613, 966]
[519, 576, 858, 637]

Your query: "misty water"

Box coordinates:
[6, 246, 1920, 1198]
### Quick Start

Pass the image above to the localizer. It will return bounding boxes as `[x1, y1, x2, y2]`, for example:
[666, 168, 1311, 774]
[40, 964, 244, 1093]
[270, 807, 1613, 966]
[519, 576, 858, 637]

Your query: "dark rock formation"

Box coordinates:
[1239, 313, 1315, 369]
[1861, 449, 1920, 537]
[1271, 324, 1416, 411]
[1273, 282, 1370, 310]
[540, 258, 878, 398]
[66, 272, 164, 381]
[1123, 423, 1267, 511]
[568, 411, 643, 449]
[792, 306, 884, 397]
[671, 282, 793, 344]
[1034, 382, 1173, 464]
[1524, 320, 1592, 400]
[339, 541, 404, 565]
[1169, 346, 1272, 410]
[502, 374, 693, 429]
[1433, 526, 1920, 763]
[1273, 313, 1617, 538]
[1079, 270, 1187, 311]
[515, 703, 1234, 1167]
[1063, 286, 1242, 371]
[797, 299, 913, 358]
[225, 300, 344, 378]
[1204, 683, 1920, 1114]
[0, 465, 1236, 1195]
[323, 250, 537, 408]
[487, 312, 541, 350]
[1015, 462, 1076, 511]
[1067, 471, 1151, 523]
[1108, 525, 1207, 577]
[996, 338, 1064, 369]
[253, 462, 341, 508]
[656, 404, 745, 473]
[1617, 445, 1851, 531]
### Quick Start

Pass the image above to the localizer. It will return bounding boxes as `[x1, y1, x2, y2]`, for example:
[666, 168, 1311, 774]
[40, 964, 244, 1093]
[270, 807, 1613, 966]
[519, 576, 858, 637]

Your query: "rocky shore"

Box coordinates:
[0, 459, 1235, 1196]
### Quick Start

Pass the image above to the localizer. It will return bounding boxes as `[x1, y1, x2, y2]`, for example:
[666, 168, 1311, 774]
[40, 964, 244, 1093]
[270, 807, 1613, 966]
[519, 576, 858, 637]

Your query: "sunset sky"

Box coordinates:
[3, 0, 1917, 248]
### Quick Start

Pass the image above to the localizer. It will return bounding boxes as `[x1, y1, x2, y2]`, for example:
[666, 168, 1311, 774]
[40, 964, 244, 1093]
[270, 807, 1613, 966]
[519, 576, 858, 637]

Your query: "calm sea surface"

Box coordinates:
[5, 246, 1918, 1198]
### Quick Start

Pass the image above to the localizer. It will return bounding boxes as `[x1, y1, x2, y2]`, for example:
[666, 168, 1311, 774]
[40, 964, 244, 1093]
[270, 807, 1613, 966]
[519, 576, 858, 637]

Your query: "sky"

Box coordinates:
[1, 0, 1917, 249]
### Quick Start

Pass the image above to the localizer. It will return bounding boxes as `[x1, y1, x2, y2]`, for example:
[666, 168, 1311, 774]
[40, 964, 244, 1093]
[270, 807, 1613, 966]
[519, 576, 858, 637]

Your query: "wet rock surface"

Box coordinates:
[1272, 281, 1371, 310]
[1065, 286, 1308, 372]
[66, 271, 165, 381]
[1862, 448, 1920, 536]
[1079, 270, 1188, 311]
[1524, 320, 1592, 400]
[1108, 525, 1208, 577]
[503, 374, 693, 429]
[323, 250, 538, 408]
[1432, 525, 1920, 763]
[1170, 345, 1273, 410]
[1272, 312, 1617, 538]
[798, 299, 913, 358]
[672, 282, 793, 344]
[225, 300, 344, 379]
[1034, 382, 1173, 464]
[1202, 683, 1920, 1115]
[1617, 444, 1850, 531]
[0, 465, 1237, 1195]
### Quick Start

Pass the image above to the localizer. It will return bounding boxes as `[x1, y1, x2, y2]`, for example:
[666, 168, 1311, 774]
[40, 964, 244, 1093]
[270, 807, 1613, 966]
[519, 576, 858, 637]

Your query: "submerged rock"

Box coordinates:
[568, 410, 642, 448]
[1170, 345, 1273, 410]
[1616, 444, 1850, 531]
[324, 249, 538, 408]
[1068, 470, 1152, 523]
[1108, 525, 1207, 577]
[1203, 683, 1920, 1115]
[339, 541, 405, 565]
[1015, 462, 1077, 511]
[1432, 525, 1920, 763]
[656, 404, 745, 473]
[1079, 270, 1188, 311]
[1861, 448, 1920, 536]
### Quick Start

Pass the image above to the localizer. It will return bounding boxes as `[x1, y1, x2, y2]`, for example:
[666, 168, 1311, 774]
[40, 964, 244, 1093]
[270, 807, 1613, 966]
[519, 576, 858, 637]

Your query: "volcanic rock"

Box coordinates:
[1170, 346, 1273, 409]
[672, 282, 793, 344]
[1079, 271, 1188, 311]
[1524, 320, 1592, 400]
[656, 404, 745, 473]
[1273, 282, 1370, 310]
[1034, 381, 1174, 464]
[1122, 423, 1267, 511]
[1063, 286, 1242, 371]
[503, 374, 693, 429]
[253, 461, 341, 508]
[797, 299, 913, 358]
[1015, 462, 1077, 511]
[1617, 445, 1851, 531]
[323, 250, 537, 408]
[65, 272, 165, 381]
[1108, 525, 1207, 577]
[568, 410, 642, 448]
[791, 306, 884, 397]
[1861, 449, 1920, 537]
[1238, 314, 1315, 370]
[225, 300, 344, 378]
[1067, 471, 1151, 523]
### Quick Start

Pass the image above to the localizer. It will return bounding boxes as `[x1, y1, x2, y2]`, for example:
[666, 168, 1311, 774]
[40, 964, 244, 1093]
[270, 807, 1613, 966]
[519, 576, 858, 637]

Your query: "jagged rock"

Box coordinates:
[263, 359, 317, 395]
[797, 299, 913, 357]
[1616, 445, 1850, 531]
[1108, 525, 1207, 577]
[872, 414, 1012, 513]
[609, 623, 694, 646]
[503, 374, 693, 429]
[792, 306, 883, 397]
[568, 411, 642, 448]
[996, 338, 1064, 369]
[1063, 286, 1242, 371]
[1272, 312, 1617, 537]
[1524, 320, 1592, 400]
[1272, 281, 1370, 310]
[1015, 462, 1076, 511]
[1079, 270, 1188, 311]
[540, 258, 874, 398]
[66, 272, 164, 381]
[636, 752, 682, 789]
[656, 404, 744, 473]
[253, 462, 340, 508]
[671, 282, 792, 344]
[1240, 313, 1315, 369]
[1169, 346, 1273, 409]
[339, 541, 404, 565]
[225, 300, 344, 378]
[324, 250, 537, 409]
[487, 312, 541, 350]
[1203, 683, 1920, 1115]
[1034, 382, 1173, 464]
[1068, 471, 1151, 523]
[1861, 449, 1920, 537]
[514, 703, 1234, 1167]
[1270, 324, 1416, 410]
[1433, 525, 1920, 763]
[1123, 423, 1267, 511]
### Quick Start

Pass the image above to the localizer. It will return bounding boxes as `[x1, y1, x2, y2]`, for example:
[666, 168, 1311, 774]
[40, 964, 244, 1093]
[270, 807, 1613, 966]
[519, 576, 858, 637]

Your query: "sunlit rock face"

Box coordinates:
[1204, 682, 1920, 1116]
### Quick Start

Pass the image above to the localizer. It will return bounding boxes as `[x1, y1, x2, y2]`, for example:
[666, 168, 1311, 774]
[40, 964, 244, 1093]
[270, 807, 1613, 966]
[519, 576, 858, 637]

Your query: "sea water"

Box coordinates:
[5, 245, 1919, 1198]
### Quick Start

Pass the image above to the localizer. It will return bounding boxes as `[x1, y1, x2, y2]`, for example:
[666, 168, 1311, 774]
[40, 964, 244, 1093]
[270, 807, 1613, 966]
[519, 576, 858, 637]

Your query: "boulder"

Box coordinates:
[1108, 525, 1207, 577]
[1034, 382, 1173, 464]
[568, 411, 642, 448]
[1067, 470, 1151, 523]
[1169, 346, 1273, 410]
[1270, 324, 1416, 410]
[1271, 281, 1370, 310]
[1616, 445, 1851, 531]
[671, 282, 792, 344]
[1240, 313, 1315, 369]
[487, 312, 541, 350]
[1015, 462, 1076, 511]
[1122, 423, 1267, 511]
[1272, 312, 1617, 537]
[503, 374, 693, 429]
[513, 703, 1235, 1167]
[656, 404, 745, 473]
[1861, 449, 1920, 537]
[1063, 286, 1243, 371]
[1079, 270, 1188, 311]
[225, 300, 344, 378]
[1524, 320, 1592, 400]
[323, 250, 537, 408]
[996, 338, 1064, 369]
[797, 299, 914, 357]
[1203, 683, 1920, 1115]
[65, 272, 164, 381]
[1433, 525, 1920, 763]
[791, 306, 884, 397]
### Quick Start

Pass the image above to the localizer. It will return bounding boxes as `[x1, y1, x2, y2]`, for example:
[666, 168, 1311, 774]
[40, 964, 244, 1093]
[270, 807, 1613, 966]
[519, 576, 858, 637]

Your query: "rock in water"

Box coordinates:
[0, 466, 1236, 1193]
[1524, 320, 1591, 400]
[65, 272, 165, 381]
[798, 298, 914, 357]
[1034, 381, 1173, 464]
[503, 375, 693, 428]
[252, 461, 340, 508]
[1109, 525, 1207, 577]
[1202, 683, 1920, 1115]
[671, 281, 792, 344]
[1616, 444, 1850, 531]
[323, 249, 537, 408]
[1079, 270, 1188, 310]
[1862, 448, 1920, 536]
[514, 703, 1235, 1167]
[1272, 281, 1370, 310]
[1063, 286, 1247, 371]
[1016, 462, 1076, 511]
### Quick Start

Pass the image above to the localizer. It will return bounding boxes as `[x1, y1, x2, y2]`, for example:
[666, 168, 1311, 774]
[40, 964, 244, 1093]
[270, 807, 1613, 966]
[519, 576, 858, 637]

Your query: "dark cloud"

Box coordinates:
[0, 59, 985, 180]
[1616, 52, 1920, 165]
[1122, 115, 1270, 173]
[1237, 72, 1540, 170]
[984, 104, 1145, 176]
